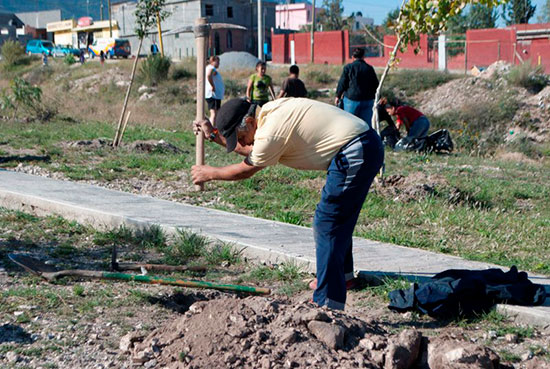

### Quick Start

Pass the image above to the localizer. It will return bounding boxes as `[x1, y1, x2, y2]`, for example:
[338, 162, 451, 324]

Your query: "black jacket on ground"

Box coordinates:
[336, 59, 379, 101]
[388, 266, 547, 319]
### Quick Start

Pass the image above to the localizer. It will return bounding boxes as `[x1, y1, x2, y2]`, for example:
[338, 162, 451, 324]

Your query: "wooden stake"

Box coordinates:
[116, 110, 131, 147]
[194, 18, 210, 191]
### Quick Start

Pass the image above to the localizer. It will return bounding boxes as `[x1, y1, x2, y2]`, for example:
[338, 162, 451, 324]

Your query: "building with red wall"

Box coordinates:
[272, 24, 550, 73]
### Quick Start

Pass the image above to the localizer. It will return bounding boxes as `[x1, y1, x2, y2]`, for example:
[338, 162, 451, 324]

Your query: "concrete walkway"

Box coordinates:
[0, 170, 548, 328]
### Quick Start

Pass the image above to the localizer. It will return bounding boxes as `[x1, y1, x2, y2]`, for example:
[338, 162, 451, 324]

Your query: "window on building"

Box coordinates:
[227, 7, 233, 18]
[307, 11, 310, 21]
[175, 33, 179, 39]
[226, 30, 233, 49]
[356, 22, 359, 29]
[205, 4, 214, 16]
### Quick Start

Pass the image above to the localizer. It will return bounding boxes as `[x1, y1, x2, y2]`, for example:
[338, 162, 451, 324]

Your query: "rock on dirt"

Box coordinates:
[384, 329, 422, 369]
[428, 338, 500, 369]
[307, 320, 346, 349]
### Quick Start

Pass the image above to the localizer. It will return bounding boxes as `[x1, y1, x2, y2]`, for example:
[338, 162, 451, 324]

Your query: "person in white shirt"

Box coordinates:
[205, 56, 225, 126]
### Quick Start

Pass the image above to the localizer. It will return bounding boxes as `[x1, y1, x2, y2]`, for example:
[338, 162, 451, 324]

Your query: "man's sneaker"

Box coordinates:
[308, 278, 359, 291]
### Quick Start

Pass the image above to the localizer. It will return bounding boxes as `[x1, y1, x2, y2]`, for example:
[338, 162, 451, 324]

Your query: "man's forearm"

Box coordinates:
[210, 162, 263, 181]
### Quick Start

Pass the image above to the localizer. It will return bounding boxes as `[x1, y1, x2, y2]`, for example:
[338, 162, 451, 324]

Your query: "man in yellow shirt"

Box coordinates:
[192, 98, 384, 309]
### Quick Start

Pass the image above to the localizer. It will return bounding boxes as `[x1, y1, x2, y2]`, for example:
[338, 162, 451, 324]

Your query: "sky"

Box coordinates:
[343, 0, 548, 25]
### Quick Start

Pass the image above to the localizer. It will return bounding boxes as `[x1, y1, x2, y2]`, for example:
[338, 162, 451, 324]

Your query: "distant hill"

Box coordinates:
[0, 0, 120, 21]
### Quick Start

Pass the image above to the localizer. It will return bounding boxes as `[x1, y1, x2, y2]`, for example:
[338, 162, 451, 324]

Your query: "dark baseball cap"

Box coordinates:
[216, 98, 252, 153]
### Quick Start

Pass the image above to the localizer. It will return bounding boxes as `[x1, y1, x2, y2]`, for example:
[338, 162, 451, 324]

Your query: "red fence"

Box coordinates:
[272, 30, 349, 65]
[272, 24, 550, 73]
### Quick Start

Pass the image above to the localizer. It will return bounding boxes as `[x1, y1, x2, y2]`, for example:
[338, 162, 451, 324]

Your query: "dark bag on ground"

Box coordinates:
[388, 266, 547, 319]
[398, 129, 454, 153]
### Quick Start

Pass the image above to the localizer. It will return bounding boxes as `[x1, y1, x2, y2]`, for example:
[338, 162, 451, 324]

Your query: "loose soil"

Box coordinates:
[2, 209, 550, 369]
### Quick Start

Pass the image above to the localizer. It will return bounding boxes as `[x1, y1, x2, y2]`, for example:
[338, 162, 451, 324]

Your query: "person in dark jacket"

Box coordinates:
[278, 65, 308, 98]
[335, 48, 379, 127]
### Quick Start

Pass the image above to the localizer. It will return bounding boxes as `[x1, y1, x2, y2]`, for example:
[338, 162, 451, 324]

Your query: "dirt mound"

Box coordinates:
[130, 140, 185, 154]
[477, 60, 512, 80]
[377, 172, 448, 202]
[218, 52, 260, 71]
[415, 61, 549, 143]
[128, 296, 397, 368]
[70, 67, 129, 93]
[65, 138, 112, 149]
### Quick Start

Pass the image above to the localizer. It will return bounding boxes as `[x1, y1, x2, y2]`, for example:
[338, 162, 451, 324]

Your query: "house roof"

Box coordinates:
[0, 11, 24, 27]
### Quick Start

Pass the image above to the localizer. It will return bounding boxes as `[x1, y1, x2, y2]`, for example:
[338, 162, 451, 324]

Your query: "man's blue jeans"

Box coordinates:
[312, 129, 384, 309]
[343, 97, 374, 127]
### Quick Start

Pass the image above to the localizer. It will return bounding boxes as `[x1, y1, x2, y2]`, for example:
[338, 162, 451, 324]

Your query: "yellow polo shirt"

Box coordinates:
[247, 98, 369, 170]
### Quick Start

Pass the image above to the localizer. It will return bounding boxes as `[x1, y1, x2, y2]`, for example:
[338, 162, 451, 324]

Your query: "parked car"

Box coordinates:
[26, 39, 54, 56]
[88, 38, 131, 59]
[52, 45, 81, 58]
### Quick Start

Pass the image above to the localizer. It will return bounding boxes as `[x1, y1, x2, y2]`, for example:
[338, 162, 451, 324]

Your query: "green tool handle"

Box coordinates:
[46, 270, 270, 295]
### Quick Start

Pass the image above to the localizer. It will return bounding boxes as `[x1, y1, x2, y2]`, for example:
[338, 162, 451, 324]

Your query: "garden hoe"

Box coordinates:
[8, 254, 270, 295]
[110, 245, 207, 273]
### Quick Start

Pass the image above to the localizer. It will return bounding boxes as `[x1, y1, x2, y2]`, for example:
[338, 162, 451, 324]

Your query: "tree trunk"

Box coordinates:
[370, 0, 408, 181]
[114, 38, 143, 147]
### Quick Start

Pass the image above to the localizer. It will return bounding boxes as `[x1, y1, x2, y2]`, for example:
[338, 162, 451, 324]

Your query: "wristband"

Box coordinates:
[209, 128, 219, 141]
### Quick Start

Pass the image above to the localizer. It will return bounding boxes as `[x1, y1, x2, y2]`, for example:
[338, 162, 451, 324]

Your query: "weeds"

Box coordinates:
[135, 224, 166, 249]
[305, 70, 333, 85]
[139, 54, 171, 86]
[1, 77, 56, 121]
[383, 69, 459, 98]
[224, 78, 245, 97]
[0, 40, 29, 70]
[171, 65, 193, 80]
[506, 62, 548, 93]
[63, 54, 77, 66]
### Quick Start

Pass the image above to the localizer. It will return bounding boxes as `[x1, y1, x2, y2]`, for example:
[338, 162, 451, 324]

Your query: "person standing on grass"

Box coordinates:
[191, 97, 384, 310]
[335, 48, 379, 127]
[99, 51, 105, 66]
[246, 61, 275, 106]
[277, 65, 308, 98]
[205, 56, 225, 126]
[42, 52, 48, 67]
[383, 97, 430, 151]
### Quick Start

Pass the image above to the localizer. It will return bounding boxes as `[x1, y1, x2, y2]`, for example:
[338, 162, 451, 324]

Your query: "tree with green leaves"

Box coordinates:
[502, 0, 536, 25]
[537, 0, 550, 22]
[114, 0, 170, 147]
[371, 0, 507, 159]
[317, 0, 344, 31]
[468, 4, 499, 28]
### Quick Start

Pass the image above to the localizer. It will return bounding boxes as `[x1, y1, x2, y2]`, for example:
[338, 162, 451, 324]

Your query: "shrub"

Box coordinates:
[383, 69, 459, 98]
[1, 77, 56, 121]
[64, 54, 76, 65]
[0, 40, 27, 69]
[171, 65, 193, 80]
[305, 70, 333, 85]
[506, 62, 548, 93]
[224, 78, 245, 97]
[430, 92, 520, 155]
[139, 54, 171, 86]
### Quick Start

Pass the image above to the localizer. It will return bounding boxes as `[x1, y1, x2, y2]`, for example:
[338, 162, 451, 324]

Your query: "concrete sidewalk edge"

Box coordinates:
[1, 184, 549, 329]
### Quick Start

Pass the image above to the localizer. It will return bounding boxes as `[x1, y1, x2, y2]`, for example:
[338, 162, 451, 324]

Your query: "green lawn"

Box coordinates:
[1, 118, 548, 274]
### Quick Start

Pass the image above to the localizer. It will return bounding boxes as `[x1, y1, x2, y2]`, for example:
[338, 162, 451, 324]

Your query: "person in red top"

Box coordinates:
[383, 98, 430, 151]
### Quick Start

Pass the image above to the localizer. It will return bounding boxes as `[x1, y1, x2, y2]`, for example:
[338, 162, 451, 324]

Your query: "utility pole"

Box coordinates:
[257, 0, 263, 60]
[100, 1, 104, 21]
[310, 0, 315, 63]
[87, 0, 90, 16]
[108, 0, 113, 37]
[157, 9, 165, 56]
